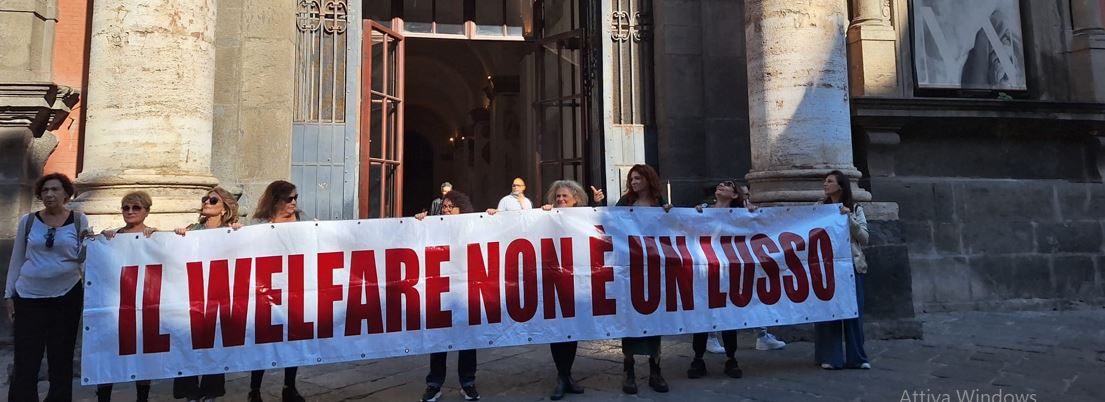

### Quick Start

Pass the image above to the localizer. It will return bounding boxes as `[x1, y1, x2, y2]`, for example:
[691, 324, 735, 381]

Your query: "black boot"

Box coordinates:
[724, 358, 744, 378]
[687, 358, 707, 378]
[622, 357, 638, 394]
[248, 389, 264, 402]
[551, 379, 566, 401]
[648, 356, 669, 393]
[136, 383, 151, 402]
[563, 375, 584, 394]
[282, 385, 306, 402]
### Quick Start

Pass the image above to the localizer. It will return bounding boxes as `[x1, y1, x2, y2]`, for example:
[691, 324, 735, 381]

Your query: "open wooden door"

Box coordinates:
[360, 21, 405, 218]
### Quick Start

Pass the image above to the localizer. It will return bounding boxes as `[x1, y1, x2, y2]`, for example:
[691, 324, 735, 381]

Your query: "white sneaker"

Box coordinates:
[859, 362, 871, 369]
[755, 332, 786, 350]
[705, 333, 725, 354]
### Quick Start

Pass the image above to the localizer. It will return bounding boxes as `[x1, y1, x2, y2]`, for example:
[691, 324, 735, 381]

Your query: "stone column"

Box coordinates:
[846, 0, 899, 97]
[74, 0, 220, 230]
[1070, 0, 1105, 102]
[744, 0, 870, 204]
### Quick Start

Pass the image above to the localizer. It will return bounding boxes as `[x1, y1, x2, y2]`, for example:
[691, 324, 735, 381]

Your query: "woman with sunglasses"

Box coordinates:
[97, 191, 157, 401]
[613, 164, 672, 394]
[5, 173, 91, 402]
[172, 186, 241, 401]
[246, 180, 305, 402]
[414, 190, 481, 402]
[686, 180, 755, 381]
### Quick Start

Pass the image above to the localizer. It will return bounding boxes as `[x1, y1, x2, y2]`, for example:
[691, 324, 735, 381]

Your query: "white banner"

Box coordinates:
[81, 205, 857, 385]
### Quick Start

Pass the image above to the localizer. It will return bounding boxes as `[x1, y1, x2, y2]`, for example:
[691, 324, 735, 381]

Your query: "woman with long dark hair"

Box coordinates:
[247, 180, 305, 402]
[415, 190, 480, 402]
[614, 164, 672, 394]
[814, 170, 871, 370]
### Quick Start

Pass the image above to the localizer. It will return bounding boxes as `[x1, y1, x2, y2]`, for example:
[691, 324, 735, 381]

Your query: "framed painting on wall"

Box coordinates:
[912, 0, 1027, 91]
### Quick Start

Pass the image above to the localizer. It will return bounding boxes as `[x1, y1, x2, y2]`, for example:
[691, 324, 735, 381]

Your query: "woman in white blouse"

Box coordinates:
[5, 173, 91, 402]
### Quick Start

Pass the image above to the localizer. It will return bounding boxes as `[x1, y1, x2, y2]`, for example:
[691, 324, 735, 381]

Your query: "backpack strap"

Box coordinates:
[22, 212, 34, 250]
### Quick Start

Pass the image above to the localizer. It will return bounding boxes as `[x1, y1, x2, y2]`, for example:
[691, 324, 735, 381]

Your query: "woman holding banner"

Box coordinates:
[246, 180, 305, 402]
[5, 173, 92, 402]
[172, 186, 241, 401]
[538, 179, 605, 400]
[686, 180, 752, 380]
[814, 170, 871, 370]
[414, 190, 481, 402]
[614, 164, 672, 394]
[97, 191, 157, 401]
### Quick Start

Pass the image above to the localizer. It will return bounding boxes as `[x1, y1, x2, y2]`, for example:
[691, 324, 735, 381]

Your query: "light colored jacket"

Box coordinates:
[847, 204, 870, 273]
[818, 201, 870, 273]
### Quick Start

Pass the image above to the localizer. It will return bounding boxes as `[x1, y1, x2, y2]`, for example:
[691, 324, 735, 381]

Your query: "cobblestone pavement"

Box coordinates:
[4, 308, 1103, 401]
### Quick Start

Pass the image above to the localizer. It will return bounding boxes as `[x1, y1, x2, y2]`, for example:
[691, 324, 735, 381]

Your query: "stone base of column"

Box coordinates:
[1070, 32, 1105, 102]
[746, 167, 873, 205]
[72, 171, 219, 230]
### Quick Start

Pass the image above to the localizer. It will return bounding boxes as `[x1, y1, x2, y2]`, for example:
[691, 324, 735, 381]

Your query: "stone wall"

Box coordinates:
[653, 0, 751, 205]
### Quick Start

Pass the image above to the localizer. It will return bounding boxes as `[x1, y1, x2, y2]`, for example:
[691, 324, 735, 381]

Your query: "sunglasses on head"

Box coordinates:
[201, 196, 221, 205]
[45, 227, 56, 248]
[122, 205, 144, 213]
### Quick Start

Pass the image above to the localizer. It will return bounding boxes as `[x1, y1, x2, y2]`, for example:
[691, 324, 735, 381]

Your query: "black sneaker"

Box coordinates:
[420, 386, 442, 402]
[724, 358, 744, 378]
[461, 384, 480, 401]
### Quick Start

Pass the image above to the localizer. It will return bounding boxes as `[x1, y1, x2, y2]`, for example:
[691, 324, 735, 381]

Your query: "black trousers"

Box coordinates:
[692, 330, 738, 359]
[250, 367, 299, 390]
[9, 284, 83, 402]
[426, 350, 477, 387]
[550, 342, 578, 377]
[172, 374, 225, 400]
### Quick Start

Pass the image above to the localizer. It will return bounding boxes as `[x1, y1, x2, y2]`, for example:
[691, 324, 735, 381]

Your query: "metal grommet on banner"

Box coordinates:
[134, 235, 140, 239]
[567, 335, 572, 339]
[84, 326, 90, 331]
[448, 345, 453, 350]
[404, 348, 410, 353]
[84, 378, 89, 383]
[678, 328, 683, 333]
[271, 362, 277, 367]
[743, 322, 748, 326]
[606, 332, 610, 337]
[528, 337, 533, 342]
[131, 375, 136, 379]
[271, 225, 275, 229]
[317, 358, 322, 363]
[629, 208, 634, 212]
[712, 325, 717, 329]
[439, 217, 444, 221]
[314, 222, 318, 226]
[226, 229, 231, 234]
[178, 371, 183, 376]
[361, 353, 366, 358]
[643, 330, 648, 334]
[86, 281, 92, 286]
[489, 341, 494, 345]
[225, 366, 230, 371]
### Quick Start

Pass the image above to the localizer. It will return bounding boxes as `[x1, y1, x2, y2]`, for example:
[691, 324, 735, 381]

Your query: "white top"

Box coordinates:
[5, 212, 86, 299]
[496, 194, 533, 211]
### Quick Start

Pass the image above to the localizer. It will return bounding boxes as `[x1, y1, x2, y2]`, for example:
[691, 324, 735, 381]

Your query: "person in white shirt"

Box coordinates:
[5, 173, 91, 402]
[492, 177, 533, 212]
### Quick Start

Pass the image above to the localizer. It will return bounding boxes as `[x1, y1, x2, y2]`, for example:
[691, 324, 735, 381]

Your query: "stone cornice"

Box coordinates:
[851, 97, 1105, 122]
[0, 82, 80, 135]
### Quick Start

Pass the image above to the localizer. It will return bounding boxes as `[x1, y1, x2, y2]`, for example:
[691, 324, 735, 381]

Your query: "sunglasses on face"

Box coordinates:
[45, 227, 56, 248]
[285, 194, 298, 203]
[122, 205, 145, 213]
[201, 196, 221, 205]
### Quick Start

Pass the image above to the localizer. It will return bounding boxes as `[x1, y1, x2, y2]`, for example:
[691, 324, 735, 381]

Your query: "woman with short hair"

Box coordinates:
[5, 172, 91, 402]
[97, 191, 157, 401]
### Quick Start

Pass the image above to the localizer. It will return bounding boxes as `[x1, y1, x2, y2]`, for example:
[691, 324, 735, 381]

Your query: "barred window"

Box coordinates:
[295, 0, 350, 123]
